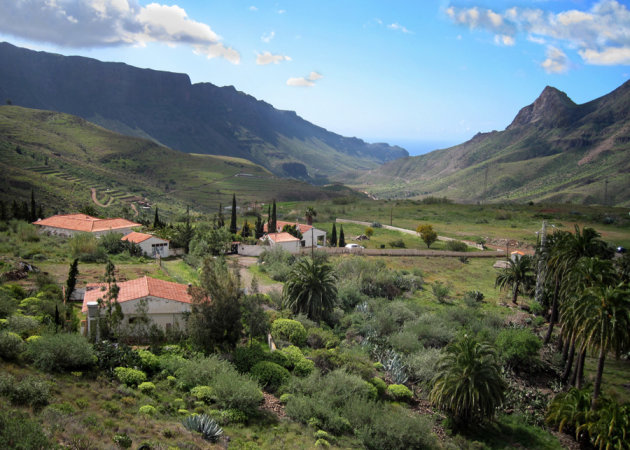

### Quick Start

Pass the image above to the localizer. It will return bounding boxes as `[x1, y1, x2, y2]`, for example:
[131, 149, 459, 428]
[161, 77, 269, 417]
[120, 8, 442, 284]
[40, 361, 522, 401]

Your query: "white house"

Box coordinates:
[122, 232, 170, 258]
[261, 232, 301, 253]
[33, 214, 141, 237]
[82, 276, 192, 336]
[264, 221, 327, 248]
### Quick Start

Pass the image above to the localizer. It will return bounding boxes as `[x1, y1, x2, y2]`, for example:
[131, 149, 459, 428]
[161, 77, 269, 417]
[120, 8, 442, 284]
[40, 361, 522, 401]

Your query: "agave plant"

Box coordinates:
[182, 414, 223, 442]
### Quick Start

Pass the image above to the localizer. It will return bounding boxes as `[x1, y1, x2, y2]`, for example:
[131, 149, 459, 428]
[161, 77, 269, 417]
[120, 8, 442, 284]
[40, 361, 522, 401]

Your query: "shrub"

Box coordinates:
[114, 367, 147, 387]
[251, 361, 290, 392]
[233, 344, 266, 373]
[0, 409, 51, 449]
[495, 328, 541, 370]
[370, 377, 387, 397]
[294, 358, 315, 377]
[138, 405, 157, 416]
[138, 382, 156, 395]
[182, 414, 223, 442]
[0, 331, 24, 360]
[445, 240, 468, 252]
[388, 239, 406, 248]
[8, 376, 51, 408]
[406, 348, 443, 385]
[431, 282, 451, 303]
[463, 290, 485, 306]
[136, 349, 160, 374]
[94, 340, 141, 374]
[386, 384, 413, 402]
[279, 345, 305, 369]
[113, 433, 132, 449]
[69, 232, 107, 262]
[307, 327, 340, 349]
[7, 314, 40, 338]
[191, 385, 215, 404]
[27, 333, 95, 372]
[529, 300, 544, 316]
[216, 409, 248, 425]
[271, 319, 307, 347]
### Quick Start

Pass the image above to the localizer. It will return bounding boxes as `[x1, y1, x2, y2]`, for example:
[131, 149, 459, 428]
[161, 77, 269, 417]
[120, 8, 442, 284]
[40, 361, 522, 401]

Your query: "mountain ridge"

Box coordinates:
[0, 41, 407, 180]
[347, 81, 630, 206]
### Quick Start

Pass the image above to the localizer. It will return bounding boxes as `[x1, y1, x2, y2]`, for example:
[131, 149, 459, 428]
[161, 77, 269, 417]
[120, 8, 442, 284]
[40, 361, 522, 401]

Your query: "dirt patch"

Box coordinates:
[260, 391, 286, 419]
[229, 256, 282, 295]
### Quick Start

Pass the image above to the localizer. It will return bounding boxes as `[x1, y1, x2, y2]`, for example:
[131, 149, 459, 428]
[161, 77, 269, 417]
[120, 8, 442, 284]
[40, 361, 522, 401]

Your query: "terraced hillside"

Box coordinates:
[0, 106, 360, 218]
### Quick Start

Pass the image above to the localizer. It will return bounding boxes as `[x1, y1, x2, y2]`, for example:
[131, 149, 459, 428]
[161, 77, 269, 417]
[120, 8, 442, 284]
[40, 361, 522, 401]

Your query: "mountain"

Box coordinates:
[0, 42, 407, 181]
[0, 105, 362, 218]
[348, 82, 630, 206]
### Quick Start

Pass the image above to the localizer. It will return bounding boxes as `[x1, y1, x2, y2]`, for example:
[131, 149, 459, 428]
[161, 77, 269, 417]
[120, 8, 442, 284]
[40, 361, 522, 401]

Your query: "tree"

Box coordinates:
[566, 283, 630, 408]
[417, 224, 437, 248]
[282, 224, 302, 239]
[283, 258, 338, 322]
[338, 225, 346, 248]
[173, 213, 194, 254]
[241, 220, 251, 238]
[330, 223, 337, 247]
[229, 193, 237, 234]
[216, 203, 225, 229]
[188, 257, 242, 352]
[153, 206, 162, 229]
[242, 294, 269, 345]
[0, 200, 6, 221]
[189, 226, 233, 259]
[64, 259, 79, 304]
[30, 189, 36, 222]
[254, 214, 265, 239]
[430, 335, 506, 428]
[494, 255, 535, 304]
[98, 260, 124, 340]
[269, 200, 277, 234]
[305, 206, 317, 226]
[365, 227, 374, 238]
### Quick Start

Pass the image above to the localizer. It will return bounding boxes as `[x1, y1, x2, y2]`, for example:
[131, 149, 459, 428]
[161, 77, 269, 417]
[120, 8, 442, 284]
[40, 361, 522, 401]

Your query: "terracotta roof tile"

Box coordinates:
[263, 221, 313, 233]
[122, 232, 166, 244]
[82, 276, 191, 312]
[34, 214, 141, 232]
[266, 232, 300, 243]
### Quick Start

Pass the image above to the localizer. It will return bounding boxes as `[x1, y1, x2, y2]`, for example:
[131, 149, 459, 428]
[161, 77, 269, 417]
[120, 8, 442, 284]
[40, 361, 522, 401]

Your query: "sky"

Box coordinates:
[1, 0, 629, 155]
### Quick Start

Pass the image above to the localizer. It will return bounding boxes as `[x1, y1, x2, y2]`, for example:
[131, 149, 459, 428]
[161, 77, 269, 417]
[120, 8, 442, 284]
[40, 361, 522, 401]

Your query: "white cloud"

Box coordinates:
[445, 0, 630, 69]
[256, 51, 291, 65]
[277, 9, 286, 14]
[541, 46, 569, 73]
[286, 71, 323, 87]
[261, 31, 275, 43]
[249, 6, 258, 11]
[0, 0, 240, 63]
[388, 22, 413, 34]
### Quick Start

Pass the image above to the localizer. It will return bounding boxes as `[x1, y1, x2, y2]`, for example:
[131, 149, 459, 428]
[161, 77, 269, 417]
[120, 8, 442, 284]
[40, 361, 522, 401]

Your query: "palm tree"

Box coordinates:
[495, 255, 535, 304]
[283, 258, 338, 322]
[305, 206, 317, 226]
[569, 283, 630, 408]
[430, 335, 506, 427]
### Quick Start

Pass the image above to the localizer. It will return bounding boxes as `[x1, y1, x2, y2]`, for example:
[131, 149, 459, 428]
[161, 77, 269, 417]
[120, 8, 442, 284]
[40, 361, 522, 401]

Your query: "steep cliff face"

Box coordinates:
[0, 42, 407, 179]
[508, 86, 577, 129]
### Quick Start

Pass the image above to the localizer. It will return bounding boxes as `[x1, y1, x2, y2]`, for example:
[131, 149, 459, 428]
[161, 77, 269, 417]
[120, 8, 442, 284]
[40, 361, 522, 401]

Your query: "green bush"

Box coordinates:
[445, 240, 468, 252]
[138, 405, 157, 416]
[27, 333, 95, 372]
[0, 289, 20, 319]
[232, 344, 266, 373]
[294, 358, 315, 377]
[191, 385, 215, 404]
[495, 328, 542, 370]
[69, 232, 107, 262]
[138, 382, 156, 395]
[388, 239, 406, 248]
[307, 327, 340, 349]
[0, 331, 24, 360]
[370, 377, 387, 397]
[386, 384, 413, 402]
[7, 314, 40, 338]
[93, 340, 141, 374]
[136, 349, 160, 374]
[0, 409, 51, 448]
[271, 319, 307, 347]
[8, 376, 51, 408]
[406, 348, 442, 385]
[250, 361, 290, 392]
[114, 367, 147, 387]
[279, 345, 305, 369]
[529, 301, 544, 316]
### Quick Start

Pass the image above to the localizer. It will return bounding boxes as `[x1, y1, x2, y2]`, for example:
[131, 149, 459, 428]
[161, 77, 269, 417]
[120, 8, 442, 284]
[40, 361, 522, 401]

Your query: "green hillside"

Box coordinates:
[347, 83, 630, 206]
[0, 106, 359, 219]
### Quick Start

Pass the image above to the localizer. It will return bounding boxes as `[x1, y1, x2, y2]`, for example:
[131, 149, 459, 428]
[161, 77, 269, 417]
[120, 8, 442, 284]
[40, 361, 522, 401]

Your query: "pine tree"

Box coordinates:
[330, 223, 337, 247]
[229, 193, 237, 234]
[269, 200, 277, 233]
[153, 206, 161, 229]
[339, 225, 346, 247]
[30, 189, 36, 222]
[65, 259, 79, 304]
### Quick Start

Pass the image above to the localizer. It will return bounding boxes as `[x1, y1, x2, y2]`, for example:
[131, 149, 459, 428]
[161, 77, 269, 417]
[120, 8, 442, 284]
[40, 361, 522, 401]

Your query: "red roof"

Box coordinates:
[33, 214, 141, 232]
[122, 232, 167, 244]
[82, 276, 191, 312]
[263, 221, 312, 234]
[265, 232, 300, 243]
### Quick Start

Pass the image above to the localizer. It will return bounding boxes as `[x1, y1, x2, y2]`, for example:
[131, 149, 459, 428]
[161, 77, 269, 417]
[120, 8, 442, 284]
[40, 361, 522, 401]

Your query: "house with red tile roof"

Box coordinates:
[82, 276, 192, 336]
[263, 220, 327, 248]
[122, 232, 170, 258]
[261, 232, 301, 253]
[33, 214, 141, 237]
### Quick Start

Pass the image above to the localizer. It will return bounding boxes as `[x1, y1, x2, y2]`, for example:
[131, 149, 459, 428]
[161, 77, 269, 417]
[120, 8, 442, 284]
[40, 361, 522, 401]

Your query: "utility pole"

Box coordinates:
[534, 220, 547, 306]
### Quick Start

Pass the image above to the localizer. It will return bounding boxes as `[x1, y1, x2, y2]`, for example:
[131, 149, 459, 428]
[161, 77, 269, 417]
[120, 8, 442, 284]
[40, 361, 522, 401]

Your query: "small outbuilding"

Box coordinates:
[122, 232, 170, 258]
[261, 232, 301, 253]
[264, 220, 327, 247]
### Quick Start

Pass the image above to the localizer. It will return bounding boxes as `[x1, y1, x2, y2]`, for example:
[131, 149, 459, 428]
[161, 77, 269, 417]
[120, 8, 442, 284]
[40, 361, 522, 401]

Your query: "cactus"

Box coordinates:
[182, 414, 223, 442]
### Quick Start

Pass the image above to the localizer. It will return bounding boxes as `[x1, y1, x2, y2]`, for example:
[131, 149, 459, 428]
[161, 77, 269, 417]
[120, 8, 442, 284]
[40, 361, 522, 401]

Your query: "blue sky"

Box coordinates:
[1, 1, 629, 154]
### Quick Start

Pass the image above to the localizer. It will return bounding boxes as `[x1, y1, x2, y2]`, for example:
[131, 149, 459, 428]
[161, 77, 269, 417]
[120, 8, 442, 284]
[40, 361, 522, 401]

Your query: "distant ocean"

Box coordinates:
[386, 139, 460, 157]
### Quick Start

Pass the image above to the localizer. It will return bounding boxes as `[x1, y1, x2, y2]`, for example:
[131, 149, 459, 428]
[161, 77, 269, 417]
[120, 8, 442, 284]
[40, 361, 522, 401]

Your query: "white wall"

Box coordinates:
[137, 236, 170, 258]
[119, 296, 190, 330]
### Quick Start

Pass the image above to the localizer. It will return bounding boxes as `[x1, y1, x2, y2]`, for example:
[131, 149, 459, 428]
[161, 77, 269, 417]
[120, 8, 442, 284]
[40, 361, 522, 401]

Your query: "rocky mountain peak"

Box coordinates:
[507, 85, 577, 130]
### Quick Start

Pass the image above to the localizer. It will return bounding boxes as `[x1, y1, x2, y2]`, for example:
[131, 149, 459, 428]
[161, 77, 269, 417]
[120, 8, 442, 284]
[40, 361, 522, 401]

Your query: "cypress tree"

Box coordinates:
[0, 200, 6, 221]
[216, 203, 225, 228]
[330, 223, 337, 247]
[11, 200, 19, 220]
[153, 206, 161, 229]
[54, 304, 61, 333]
[20, 200, 29, 221]
[269, 200, 277, 233]
[229, 193, 237, 234]
[65, 258, 79, 304]
[339, 225, 346, 247]
[254, 214, 265, 239]
[30, 189, 36, 222]
[241, 220, 250, 238]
